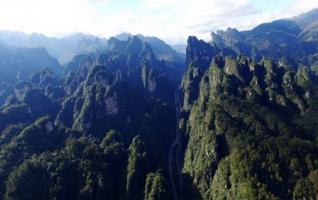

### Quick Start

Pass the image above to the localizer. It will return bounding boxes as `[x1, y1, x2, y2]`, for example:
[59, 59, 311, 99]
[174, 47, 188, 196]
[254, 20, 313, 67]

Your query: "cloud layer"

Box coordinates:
[0, 0, 317, 44]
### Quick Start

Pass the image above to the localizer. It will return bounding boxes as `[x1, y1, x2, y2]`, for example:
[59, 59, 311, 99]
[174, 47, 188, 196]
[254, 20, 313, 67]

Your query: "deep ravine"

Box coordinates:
[168, 87, 182, 200]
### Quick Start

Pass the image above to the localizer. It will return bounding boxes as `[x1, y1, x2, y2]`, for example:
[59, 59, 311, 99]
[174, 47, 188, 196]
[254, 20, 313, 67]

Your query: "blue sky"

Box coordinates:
[0, 0, 316, 44]
[253, 0, 296, 12]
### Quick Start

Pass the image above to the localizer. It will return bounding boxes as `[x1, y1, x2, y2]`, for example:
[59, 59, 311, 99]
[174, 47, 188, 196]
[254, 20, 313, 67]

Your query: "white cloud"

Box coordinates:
[0, 0, 100, 35]
[0, 0, 261, 43]
[142, 0, 318, 44]
[117, 0, 260, 43]
[0, 0, 316, 44]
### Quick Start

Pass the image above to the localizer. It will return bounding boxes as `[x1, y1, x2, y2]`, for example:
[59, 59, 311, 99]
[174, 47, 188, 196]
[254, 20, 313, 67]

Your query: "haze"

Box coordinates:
[0, 0, 317, 44]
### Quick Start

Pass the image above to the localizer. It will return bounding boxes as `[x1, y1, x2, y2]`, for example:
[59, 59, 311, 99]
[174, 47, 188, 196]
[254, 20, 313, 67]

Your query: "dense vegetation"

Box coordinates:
[0, 8, 318, 200]
[180, 35, 318, 200]
[0, 36, 179, 200]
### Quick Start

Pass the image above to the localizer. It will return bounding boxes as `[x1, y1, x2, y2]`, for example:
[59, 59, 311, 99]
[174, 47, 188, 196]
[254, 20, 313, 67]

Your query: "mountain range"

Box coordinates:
[0, 7, 318, 200]
[210, 8, 318, 69]
[0, 31, 185, 66]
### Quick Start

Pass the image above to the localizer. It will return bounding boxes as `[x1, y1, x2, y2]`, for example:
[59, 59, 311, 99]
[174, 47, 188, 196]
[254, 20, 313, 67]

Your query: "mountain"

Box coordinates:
[115, 33, 183, 61]
[58, 36, 178, 136]
[2, 32, 318, 200]
[0, 31, 186, 72]
[0, 43, 62, 105]
[115, 33, 185, 73]
[0, 36, 179, 200]
[0, 31, 108, 64]
[2, 8, 318, 200]
[210, 9, 318, 70]
[176, 36, 318, 200]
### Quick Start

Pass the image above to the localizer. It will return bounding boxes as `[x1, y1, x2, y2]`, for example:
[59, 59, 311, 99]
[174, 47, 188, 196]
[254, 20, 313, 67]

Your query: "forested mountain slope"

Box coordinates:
[1, 8, 318, 200]
[0, 36, 180, 200]
[178, 36, 318, 200]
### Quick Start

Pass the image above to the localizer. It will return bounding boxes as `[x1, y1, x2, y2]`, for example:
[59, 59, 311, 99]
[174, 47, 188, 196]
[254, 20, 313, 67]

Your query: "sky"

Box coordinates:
[0, 0, 317, 44]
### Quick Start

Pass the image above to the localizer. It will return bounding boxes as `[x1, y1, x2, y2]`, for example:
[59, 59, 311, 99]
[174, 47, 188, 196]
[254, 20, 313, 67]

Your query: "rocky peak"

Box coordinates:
[186, 36, 219, 70]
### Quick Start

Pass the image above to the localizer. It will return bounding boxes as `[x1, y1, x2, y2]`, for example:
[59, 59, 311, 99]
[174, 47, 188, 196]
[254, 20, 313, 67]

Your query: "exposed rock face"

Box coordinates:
[105, 95, 119, 116]
[56, 37, 178, 137]
[182, 36, 235, 111]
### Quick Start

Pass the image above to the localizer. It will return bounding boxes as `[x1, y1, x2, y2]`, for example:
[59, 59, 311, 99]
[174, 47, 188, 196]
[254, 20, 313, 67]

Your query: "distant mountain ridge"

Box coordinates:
[1, 8, 318, 200]
[0, 43, 61, 105]
[0, 31, 186, 69]
[210, 8, 318, 70]
[0, 31, 108, 64]
[115, 33, 184, 60]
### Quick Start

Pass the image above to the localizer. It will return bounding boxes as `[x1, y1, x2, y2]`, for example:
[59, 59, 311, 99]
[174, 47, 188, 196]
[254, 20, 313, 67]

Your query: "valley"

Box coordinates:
[0, 7, 318, 200]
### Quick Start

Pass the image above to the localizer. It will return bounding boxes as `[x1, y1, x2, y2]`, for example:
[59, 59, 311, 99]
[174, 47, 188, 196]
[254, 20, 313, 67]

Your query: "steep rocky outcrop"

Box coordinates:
[56, 37, 177, 138]
[179, 38, 318, 200]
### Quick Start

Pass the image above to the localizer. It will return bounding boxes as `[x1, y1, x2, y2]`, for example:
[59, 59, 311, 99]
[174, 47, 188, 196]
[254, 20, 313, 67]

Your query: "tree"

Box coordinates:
[144, 171, 168, 200]
[126, 135, 149, 200]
